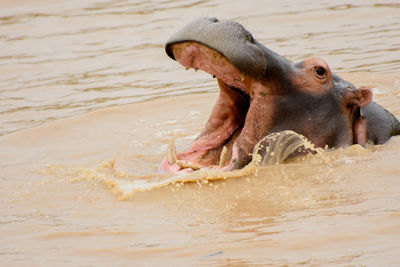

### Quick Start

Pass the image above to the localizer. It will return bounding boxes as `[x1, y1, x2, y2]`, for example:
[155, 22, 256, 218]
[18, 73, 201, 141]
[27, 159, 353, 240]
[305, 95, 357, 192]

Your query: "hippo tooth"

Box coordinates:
[219, 146, 228, 168]
[167, 138, 178, 165]
[194, 68, 198, 72]
[176, 160, 200, 171]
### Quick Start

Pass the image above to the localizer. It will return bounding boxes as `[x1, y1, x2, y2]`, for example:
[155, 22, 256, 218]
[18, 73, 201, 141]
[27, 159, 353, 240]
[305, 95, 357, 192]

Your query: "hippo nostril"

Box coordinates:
[209, 17, 219, 23]
[243, 32, 255, 44]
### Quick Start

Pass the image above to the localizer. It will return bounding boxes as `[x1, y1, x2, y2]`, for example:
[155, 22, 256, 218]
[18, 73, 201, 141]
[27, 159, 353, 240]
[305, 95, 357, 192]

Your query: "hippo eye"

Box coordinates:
[314, 66, 326, 78]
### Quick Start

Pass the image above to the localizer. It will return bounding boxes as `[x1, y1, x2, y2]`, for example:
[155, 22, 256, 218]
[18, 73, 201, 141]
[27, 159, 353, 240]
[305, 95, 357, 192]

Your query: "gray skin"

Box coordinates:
[165, 17, 400, 170]
[333, 74, 400, 144]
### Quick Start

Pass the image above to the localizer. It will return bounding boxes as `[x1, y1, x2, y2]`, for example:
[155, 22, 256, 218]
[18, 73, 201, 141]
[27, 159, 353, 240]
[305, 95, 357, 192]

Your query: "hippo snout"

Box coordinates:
[166, 17, 268, 78]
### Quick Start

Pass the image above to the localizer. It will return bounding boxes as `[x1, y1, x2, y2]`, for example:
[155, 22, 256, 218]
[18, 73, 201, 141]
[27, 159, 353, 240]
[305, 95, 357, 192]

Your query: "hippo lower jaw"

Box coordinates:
[161, 42, 257, 172]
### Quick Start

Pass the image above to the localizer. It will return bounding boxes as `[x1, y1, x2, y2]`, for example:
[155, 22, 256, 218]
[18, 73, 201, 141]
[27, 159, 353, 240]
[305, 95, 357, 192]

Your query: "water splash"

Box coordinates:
[41, 130, 319, 199]
[253, 130, 320, 166]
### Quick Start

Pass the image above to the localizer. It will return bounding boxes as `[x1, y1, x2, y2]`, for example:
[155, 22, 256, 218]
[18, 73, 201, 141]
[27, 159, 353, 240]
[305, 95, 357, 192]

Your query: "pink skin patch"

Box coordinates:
[353, 117, 368, 146]
[172, 43, 247, 93]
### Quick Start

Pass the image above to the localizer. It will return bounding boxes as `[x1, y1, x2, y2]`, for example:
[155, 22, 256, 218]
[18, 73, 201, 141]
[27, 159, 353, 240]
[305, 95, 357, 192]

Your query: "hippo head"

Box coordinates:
[161, 17, 372, 173]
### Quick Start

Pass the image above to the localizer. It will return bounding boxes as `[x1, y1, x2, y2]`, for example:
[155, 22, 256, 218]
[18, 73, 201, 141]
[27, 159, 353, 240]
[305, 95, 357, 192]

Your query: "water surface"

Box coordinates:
[1, 0, 400, 266]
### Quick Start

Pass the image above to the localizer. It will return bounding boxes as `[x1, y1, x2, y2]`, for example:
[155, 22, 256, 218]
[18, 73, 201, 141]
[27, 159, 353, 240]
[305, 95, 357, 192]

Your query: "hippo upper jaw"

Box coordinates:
[165, 17, 271, 79]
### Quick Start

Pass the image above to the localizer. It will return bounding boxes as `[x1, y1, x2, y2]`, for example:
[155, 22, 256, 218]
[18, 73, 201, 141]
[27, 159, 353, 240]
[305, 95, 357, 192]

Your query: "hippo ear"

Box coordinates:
[357, 86, 373, 107]
[344, 86, 373, 108]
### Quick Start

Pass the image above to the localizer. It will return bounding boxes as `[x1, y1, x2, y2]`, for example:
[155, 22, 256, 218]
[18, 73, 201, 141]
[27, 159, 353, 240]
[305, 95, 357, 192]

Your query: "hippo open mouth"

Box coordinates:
[161, 18, 294, 173]
[160, 17, 400, 174]
[165, 42, 252, 172]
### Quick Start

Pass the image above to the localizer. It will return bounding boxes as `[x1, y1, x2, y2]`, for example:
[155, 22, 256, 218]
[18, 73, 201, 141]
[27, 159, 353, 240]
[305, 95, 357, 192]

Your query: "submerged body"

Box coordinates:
[161, 17, 400, 173]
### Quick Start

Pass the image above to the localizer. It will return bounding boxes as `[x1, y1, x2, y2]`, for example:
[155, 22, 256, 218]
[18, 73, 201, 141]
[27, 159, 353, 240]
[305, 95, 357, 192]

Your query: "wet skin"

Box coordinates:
[160, 17, 400, 173]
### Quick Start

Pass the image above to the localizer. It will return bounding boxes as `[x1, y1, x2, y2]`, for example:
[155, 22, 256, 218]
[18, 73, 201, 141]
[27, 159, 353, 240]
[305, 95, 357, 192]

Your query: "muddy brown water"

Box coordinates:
[1, 0, 400, 266]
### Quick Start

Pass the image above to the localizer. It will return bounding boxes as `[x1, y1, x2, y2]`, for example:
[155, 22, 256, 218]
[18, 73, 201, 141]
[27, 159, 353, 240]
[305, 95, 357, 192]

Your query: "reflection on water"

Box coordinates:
[1, 0, 400, 136]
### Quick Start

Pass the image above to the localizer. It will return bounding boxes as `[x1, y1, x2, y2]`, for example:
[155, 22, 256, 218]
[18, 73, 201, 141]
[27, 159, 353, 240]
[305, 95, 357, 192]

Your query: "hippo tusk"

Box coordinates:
[167, 138, 178, 165]
[167, 138, 201, 170]
[219, 146, 228, 168]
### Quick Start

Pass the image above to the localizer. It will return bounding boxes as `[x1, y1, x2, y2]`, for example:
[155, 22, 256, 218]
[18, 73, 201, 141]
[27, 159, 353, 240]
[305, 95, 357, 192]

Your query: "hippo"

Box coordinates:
[160, 17, 400, 173]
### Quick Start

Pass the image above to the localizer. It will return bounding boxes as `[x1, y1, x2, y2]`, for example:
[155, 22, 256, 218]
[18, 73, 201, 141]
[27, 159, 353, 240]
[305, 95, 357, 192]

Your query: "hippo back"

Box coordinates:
[363, 102, 400, 144]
